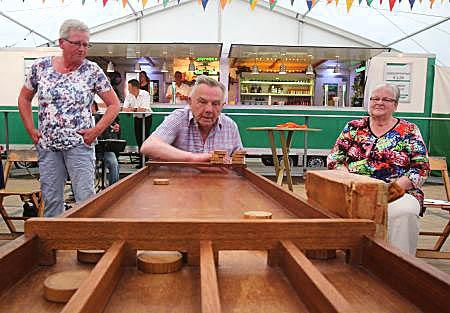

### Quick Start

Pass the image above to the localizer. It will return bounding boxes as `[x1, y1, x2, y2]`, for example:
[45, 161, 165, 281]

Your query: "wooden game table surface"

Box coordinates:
[0, 162, 449, 313]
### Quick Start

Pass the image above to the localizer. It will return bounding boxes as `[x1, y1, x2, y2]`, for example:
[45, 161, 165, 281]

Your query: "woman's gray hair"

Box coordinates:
[190, 75, 226, 103]
[60, 19, 89, 39]
[371, 83, 400, 102]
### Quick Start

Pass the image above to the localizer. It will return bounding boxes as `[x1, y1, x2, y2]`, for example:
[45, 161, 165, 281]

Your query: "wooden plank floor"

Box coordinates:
[1, 175, 449, 274]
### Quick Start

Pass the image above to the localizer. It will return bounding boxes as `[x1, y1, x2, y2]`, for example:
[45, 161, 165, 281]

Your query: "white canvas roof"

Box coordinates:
[1, 0, 449, 64]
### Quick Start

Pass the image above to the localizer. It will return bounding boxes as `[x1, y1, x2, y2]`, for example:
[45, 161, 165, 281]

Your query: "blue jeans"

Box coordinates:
[103, 151, 119, 185]
[37, 144, 95, 217]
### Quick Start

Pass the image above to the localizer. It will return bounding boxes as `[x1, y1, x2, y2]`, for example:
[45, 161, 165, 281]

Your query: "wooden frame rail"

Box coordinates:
[362, 236, 450, 313]
[200, 240, 222, 313]
[279, 240, 355, 313]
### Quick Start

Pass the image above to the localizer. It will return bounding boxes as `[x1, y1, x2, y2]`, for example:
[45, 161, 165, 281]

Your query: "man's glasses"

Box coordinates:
[370, 97, 397, 103]
[63, 38, 92, 49]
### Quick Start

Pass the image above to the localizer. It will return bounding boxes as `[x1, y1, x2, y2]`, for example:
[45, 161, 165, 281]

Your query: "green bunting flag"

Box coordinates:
[269, 0, 277, 10]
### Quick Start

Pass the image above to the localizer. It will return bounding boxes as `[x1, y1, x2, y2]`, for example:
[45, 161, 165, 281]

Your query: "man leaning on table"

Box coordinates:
[140, 75, 242, 162]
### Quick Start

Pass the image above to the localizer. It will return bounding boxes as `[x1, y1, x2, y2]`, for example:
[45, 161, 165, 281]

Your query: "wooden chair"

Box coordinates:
[0, 150, 44, 235]
[416, 156, 450, 259]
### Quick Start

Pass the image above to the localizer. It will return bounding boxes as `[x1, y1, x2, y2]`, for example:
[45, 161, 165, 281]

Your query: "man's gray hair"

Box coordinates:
[190, 75, 226, 103]
[60, 19, 89, 39]
[371, 83, 400, 102]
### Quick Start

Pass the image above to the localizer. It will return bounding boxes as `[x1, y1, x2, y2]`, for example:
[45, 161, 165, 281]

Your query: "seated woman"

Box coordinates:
[327, 83, 429, 255]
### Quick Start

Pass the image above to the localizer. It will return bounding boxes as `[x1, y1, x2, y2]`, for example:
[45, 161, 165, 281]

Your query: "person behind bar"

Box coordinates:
[165, 71, 191, 104]
[122, 79, 152, 168]
[141, 75, 242, 162]
[18, 19, 120, 217]
[327, 83, 429, 255]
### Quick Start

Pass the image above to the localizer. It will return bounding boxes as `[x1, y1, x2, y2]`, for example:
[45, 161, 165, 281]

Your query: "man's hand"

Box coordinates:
[122, 107, 134, 112]
[30, 128, 41, 144]
[78, 127, 101, 145]
[189, 152, 211, 163]
[388, 181, 405, 203]
[111, 123, 120, 133]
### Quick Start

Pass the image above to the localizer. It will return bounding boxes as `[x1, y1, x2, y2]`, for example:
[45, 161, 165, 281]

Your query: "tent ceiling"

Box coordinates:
[228, 44, 391, 61]
[88, 42, 222, 59]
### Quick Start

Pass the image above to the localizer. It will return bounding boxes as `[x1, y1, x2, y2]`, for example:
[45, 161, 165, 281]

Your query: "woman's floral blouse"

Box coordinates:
[327, 117, 429, 209]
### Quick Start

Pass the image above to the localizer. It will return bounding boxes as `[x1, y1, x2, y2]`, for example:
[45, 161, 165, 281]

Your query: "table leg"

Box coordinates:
[279, 131, 294, 192]
[267, 130, 281, 180]
[4, 112, 9, 153]
[303, 116, 309, 171]
[141, 116, 145, 167]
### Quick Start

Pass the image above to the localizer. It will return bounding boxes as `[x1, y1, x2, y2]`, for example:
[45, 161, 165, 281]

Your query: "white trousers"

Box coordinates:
[387, 193, 421, 255]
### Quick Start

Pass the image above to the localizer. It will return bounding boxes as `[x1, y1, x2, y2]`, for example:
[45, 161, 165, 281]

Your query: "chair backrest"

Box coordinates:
[429, 156, 450, 201]
[3, 150, 39, 185]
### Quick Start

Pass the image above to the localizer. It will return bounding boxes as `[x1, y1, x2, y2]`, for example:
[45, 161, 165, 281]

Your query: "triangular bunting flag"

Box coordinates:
[177, 0, 181, 4]
[306, 0, 313, 10]
[408, 0, 415, 7]
[202, 0, 208, 9]
[290, 0, 295, 5]
[220, 0, 227, 8]
[142, 0, 149, 8]
[380, 0, 383, 4]
[103, 0, 108, 6]
[163, 0, 169, 7]
[326, 0, 333, 4]
[82, 0, 86, 4]
[358, 0, 363, 4]
[367, 0, 374, 6]
[335, 0, 339, 6]
[122, 0, 128, 8]
[346, 0, 353, 11]
[419, 0, 422, 3]
[389, 0, 395, 10]
[269, 0, 277, 10]
[429, 0, 435, 7]
[250, 0, 258, 10]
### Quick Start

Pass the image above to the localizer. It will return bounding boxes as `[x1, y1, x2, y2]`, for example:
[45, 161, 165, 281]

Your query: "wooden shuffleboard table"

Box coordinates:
[0, 162, 449, 313]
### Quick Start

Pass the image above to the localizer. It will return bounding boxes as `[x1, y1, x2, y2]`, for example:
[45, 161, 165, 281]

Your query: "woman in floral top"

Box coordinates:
[18, 19, 120, 217]
[327, 84, 429, 255]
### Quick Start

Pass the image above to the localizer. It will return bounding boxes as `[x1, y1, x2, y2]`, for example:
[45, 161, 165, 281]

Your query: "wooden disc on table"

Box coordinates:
[153, 178, 170, 185]
[137, 251, 183, 274]
[243, 211, 272, 219]
[43, 270, 90, 303]
[244, 211, 272, 219]
[77, 250, 105, 264]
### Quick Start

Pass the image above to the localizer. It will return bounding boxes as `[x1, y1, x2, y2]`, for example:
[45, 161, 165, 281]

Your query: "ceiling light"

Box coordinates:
[251, 64, 259, 75]
[160, 61, 168, 73]
[333, 56, 341, 74]
[279, 63, 286, 75]
[306, 64, 314, 76]
[134, 62, 141, 73]
[107, 61, 114, 73]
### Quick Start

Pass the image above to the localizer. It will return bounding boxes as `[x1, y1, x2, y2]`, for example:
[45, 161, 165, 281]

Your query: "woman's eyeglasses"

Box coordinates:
[63, 38, 92, 49]
[370, 97, 397, 103]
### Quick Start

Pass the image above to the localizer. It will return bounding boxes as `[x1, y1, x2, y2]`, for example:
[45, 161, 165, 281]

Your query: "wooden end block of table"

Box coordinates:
[243, 211, 272, 219]
[77, 250, 105, 264]
[306, 170, 388, 224]
[153, 178, 170, 185]
[137, 251, 183, 274]
[43, 270, 90, 303]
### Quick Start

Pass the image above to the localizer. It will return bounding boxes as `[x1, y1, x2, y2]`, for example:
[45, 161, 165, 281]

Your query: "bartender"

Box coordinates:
[165, 71, 191, 104]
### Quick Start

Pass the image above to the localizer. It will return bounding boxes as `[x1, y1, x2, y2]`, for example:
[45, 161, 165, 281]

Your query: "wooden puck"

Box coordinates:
[43, 270, 90, 303]
[243, 211, 272, 219]
[153, 178, 169, 185]
[77, 250, 105, 264]
[137, 251, 183, 274]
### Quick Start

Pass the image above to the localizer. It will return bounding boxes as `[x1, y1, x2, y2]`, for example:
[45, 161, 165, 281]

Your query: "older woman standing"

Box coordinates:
[18, 19, 120, 217]
[327, 83, 429, 255]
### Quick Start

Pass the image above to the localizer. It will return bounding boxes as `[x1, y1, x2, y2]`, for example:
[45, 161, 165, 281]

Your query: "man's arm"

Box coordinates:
[140, 135, 210, 162]
[79, 89, 120, 145]
[18, 86, 40, 144]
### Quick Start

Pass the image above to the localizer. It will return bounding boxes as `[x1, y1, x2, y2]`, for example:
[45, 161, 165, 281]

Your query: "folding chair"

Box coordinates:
[416, 156, 450, 259]
[0, 150, 44, 235]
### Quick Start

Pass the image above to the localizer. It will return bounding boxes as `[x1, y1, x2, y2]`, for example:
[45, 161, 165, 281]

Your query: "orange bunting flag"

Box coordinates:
[335, 0, 339, 6]
[250, 0, 258, 10]
[142, 0, 149, 8]
[326, 0, 333, 3]
[346, 0, 353, 11]
[430, 0, 435, 7]
[389, 0, 395, 10]
[122, 0, 128, 8]
[220, 0, 227, 8]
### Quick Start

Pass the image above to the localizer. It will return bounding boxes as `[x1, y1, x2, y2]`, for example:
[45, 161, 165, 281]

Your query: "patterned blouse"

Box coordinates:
[327, 117, 429, 208]
[25, 57, 112, 151]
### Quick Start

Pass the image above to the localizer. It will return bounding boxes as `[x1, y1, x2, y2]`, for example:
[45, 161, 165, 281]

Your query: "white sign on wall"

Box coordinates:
[384, 62, 411, 103]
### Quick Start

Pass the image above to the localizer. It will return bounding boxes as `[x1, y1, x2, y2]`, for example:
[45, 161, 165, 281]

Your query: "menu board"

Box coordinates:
[384, 62, 411, 103]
